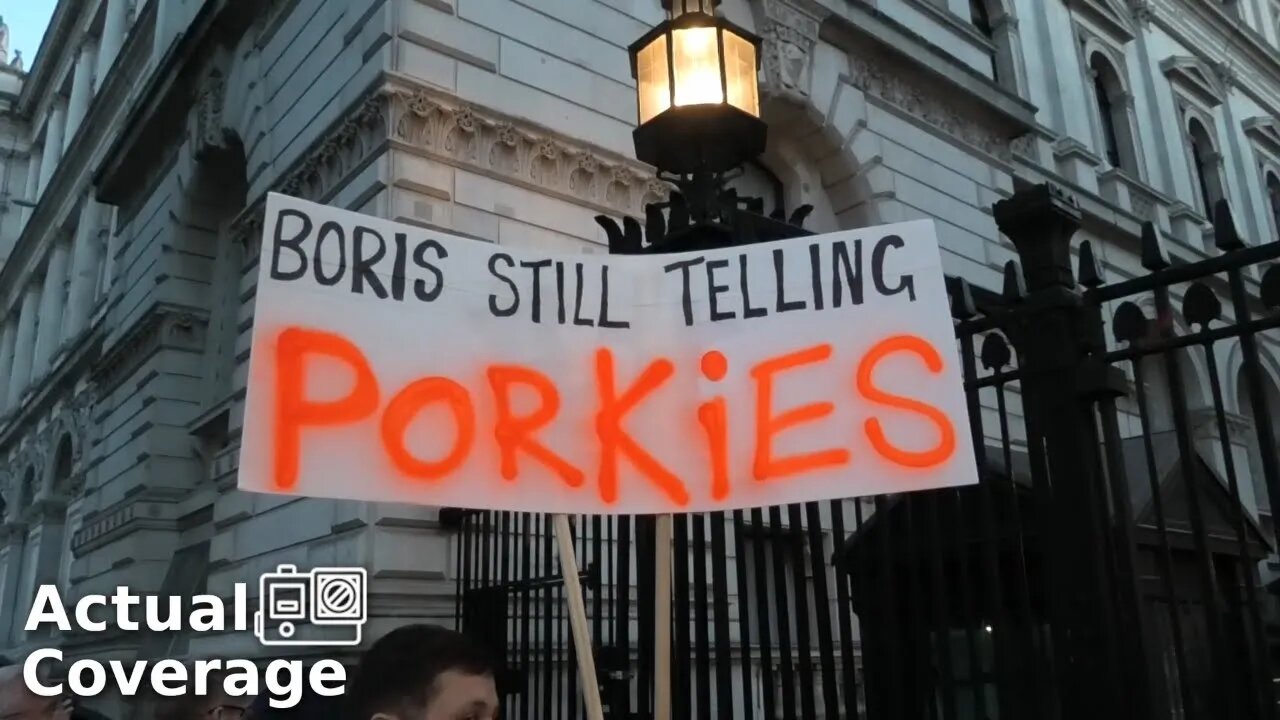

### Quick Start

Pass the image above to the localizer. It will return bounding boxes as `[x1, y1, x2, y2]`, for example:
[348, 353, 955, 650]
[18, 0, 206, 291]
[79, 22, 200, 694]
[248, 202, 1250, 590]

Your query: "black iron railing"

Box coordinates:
[450, 184, 1280, 720]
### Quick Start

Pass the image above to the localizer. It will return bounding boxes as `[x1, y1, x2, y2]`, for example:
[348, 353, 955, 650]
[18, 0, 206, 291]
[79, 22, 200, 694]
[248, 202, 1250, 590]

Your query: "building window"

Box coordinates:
[1267, 171, 1280, 238]
[1188, 118, 1224, 217]
[1088, 53, 1137, 174]
[970, 0, 999, 83]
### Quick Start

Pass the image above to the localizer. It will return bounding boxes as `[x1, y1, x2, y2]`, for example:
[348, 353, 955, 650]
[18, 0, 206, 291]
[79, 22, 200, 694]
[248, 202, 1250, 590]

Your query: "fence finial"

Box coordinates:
[1262, 266, 1280, 310]
[1213, 198, 1245, 251]
[992, 183, 1081, 291]
[948, 276, 977, 319]
[1077, 240, 1103, 288]
[1002, 260, 1026, 301]
[1139, 221, 1170, 271]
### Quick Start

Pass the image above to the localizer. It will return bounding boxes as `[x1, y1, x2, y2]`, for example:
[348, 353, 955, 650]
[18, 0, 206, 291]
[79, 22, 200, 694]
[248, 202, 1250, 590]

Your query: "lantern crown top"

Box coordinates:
[662, 0, 722, 17]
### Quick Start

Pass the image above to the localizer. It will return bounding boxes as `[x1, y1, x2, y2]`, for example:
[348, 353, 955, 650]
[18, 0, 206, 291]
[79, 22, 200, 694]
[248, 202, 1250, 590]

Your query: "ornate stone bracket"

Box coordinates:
[1127, 0, 1156, 26]
[754, 0, 824, 104]
[195, 67, 230, 162]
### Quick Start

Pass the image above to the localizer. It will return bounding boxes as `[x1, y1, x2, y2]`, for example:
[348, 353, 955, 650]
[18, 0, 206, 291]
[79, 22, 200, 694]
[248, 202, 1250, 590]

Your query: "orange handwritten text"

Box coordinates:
[274, 328, 380, 490]
[595, 349, 690, 507]
[857, 335, 956, 468]
[268, 327, 957, 504]
[489, 365, 584, 487]
[381, 377, 475, 481]
[751, 344, 852, 482]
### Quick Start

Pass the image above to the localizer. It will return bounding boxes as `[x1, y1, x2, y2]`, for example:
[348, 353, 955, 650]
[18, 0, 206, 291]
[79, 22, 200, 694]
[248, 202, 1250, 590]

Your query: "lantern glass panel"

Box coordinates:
[672, 26, 724, 107]
[670, 0, 713, 17]
[722, 30, 759, 117]
[636, 34, 672, 125]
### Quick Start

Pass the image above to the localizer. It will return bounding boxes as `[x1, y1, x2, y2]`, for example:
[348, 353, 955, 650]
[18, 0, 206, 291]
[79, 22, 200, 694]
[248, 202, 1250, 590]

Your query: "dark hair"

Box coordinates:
[347, 625, 495, 718]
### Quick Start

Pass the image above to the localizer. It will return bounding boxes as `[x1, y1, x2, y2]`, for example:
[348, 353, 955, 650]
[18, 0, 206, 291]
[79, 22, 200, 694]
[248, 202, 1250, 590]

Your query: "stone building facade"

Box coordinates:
[0, 0, 1276, 715]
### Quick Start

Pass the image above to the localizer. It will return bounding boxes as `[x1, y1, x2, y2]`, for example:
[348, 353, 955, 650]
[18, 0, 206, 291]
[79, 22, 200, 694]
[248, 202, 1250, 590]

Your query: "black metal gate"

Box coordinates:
[449, 184, 1280, 720]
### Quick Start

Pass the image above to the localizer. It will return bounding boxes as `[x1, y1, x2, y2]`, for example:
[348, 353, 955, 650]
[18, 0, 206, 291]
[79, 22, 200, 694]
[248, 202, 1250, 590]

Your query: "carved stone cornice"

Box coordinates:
[1067, 0, 1137, 42]
[1243, 117, 1280, 163]
[90, 303, 208, 394]
[1162, 55, 1226, 109]
[233, 76, 664, 257]
[277, 90, 389, 204]
[384, 79, 667, 217]
[847, 54, 1016, 161]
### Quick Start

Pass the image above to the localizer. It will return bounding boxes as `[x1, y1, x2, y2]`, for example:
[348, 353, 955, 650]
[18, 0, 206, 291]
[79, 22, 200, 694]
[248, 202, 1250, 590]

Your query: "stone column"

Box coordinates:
[64, 42, 97, 153]
[63, 200, 105, 344]
[1214, 66, 1267, 242]
[22, 148, 42, 224]
[153, 0, 171, 60]
[31, 241, 71, 377]
[36, 103, 66, 195]
[0, 319, 16, 411]
[0, 528, 27, 645]
[7, 283, 41, 402]
[99, 206, 121, 300]
[95, 0, 130, 91]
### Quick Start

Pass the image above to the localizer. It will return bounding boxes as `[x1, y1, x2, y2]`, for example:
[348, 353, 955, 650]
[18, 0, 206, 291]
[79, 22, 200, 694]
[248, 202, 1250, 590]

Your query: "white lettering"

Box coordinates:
[74, 593, 107, 632]
[224, 659, 259, 697]
[69, 660, 107, 696]
[23, 648, 62, 697]
[25, 585, 72, 631]
[193, 659, 223, 696]
[112, 586, 139, 631]
[151, 660, 186, 696]
[188, 595, 223, 632]
[234, 582, 248, 631]
[310, 661, 346, 696]
[266, 661, 303, 709]
[145, 595, 182, 631]
[109, 660, 149, 696]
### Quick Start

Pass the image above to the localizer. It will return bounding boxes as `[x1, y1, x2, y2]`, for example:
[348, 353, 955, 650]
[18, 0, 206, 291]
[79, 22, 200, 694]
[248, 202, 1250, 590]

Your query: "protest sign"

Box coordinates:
[237, 193, 978, 514]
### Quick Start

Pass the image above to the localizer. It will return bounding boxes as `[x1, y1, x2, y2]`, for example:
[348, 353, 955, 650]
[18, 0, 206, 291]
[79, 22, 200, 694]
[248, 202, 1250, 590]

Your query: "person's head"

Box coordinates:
[348, 625, 498, 720]
[0, 664, 68, 720]
[154, 669, 250, 720]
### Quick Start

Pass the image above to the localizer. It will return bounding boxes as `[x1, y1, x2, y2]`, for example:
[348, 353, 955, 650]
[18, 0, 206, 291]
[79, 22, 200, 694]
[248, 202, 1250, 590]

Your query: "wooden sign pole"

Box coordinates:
[654, 513, 673, 720]
[553, 514, 605, 720]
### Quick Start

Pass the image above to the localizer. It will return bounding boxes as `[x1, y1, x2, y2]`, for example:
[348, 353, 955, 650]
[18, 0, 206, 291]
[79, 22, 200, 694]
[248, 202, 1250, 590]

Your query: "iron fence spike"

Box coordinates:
[1140, 221, 1171, 271]
[1213, 198, 1246, 251]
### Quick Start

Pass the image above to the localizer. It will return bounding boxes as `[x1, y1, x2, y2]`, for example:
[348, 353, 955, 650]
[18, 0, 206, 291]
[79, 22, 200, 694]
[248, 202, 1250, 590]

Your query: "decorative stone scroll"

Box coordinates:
[755, 0, 823, 103]
[194, 67, 228, 161]
[385, 84, 666, 217]
[277, 92, 389, 204]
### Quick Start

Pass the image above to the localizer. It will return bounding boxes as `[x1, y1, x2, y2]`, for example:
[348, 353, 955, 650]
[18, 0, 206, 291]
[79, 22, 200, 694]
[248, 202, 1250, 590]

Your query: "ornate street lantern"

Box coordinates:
[628, 0, 766, 175]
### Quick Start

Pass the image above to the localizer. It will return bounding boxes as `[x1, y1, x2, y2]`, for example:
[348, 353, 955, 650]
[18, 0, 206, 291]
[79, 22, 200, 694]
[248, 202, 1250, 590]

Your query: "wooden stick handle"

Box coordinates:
[654, 513, 673, 720]
[553, 514, 605, 720]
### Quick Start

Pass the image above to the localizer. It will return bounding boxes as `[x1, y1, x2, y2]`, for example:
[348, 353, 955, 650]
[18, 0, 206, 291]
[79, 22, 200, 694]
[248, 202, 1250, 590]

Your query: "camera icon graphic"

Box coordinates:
[253, 565, 367, 647]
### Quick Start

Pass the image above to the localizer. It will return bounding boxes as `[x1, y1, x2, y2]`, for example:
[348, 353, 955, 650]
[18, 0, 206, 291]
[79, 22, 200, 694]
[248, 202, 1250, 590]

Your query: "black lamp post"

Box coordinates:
[598, 0, 813, 254]
[629, 0, 766, 177]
